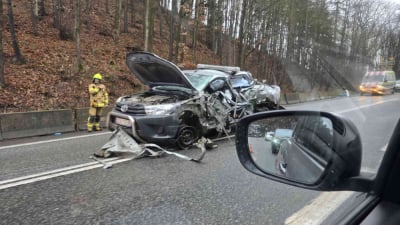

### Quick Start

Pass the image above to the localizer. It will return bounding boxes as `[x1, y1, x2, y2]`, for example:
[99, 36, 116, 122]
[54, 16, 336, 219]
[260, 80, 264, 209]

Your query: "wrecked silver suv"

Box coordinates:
[107, 52, 281, 149]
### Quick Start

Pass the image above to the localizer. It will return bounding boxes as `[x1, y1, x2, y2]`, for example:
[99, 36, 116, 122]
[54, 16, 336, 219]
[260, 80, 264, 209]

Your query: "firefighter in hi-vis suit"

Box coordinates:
[87, 73, 109, 132]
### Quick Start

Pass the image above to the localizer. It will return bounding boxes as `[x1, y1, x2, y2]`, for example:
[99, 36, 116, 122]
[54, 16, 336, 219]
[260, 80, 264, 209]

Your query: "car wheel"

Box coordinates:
[176, 125, 199, 150]
[271, 145, 278, 154]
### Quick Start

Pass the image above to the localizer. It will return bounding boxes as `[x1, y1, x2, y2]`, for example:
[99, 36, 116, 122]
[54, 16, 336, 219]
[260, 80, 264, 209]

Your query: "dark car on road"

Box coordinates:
[107, 51, 282, 149]
[275, 116, 333, 183]
[269, 128, 293, 154]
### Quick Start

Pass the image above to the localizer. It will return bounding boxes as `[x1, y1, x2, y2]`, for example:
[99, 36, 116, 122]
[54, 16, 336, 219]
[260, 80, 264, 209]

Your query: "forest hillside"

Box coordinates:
[0, 0, 226, 113]
[1, 0, 399, 113]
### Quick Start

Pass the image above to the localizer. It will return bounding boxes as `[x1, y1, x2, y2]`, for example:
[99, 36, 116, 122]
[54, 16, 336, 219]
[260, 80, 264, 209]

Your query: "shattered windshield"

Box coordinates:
[230, 75, 252, 88]
[185, 71, 223, 91]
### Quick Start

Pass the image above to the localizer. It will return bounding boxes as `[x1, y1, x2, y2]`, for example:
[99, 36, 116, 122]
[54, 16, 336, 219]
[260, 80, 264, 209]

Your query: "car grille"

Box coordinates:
[115, 103, 146, 115]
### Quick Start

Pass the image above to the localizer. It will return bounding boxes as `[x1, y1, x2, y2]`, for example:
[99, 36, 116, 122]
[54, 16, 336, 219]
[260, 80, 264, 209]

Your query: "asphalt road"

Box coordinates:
[0, 94, 399, 225]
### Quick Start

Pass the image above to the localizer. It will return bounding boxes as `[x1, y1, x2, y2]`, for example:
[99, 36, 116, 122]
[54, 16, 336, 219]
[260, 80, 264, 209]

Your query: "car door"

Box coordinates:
[235, 110, 400, 225]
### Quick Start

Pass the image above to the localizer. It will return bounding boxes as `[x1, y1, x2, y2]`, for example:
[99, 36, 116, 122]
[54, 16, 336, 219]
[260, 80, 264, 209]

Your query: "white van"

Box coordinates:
[359, 70, 396, 95]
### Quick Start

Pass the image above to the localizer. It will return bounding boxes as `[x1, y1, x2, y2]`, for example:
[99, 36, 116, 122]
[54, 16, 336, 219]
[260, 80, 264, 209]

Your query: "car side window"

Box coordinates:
[293, 116, 333, 162]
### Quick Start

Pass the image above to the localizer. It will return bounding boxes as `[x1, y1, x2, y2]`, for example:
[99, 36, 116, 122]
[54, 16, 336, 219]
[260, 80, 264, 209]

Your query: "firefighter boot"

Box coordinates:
[87, 116, 96, 132]
[94, 116, 102, 131]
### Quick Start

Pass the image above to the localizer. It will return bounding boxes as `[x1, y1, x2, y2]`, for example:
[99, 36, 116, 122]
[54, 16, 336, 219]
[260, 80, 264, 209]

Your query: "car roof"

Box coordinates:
[275, 129, 293, 137]
[183, 69, 230, 80]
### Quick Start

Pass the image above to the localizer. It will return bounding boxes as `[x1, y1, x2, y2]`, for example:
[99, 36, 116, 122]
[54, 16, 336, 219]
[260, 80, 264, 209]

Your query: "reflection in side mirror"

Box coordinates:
[248, 115, 334, 185]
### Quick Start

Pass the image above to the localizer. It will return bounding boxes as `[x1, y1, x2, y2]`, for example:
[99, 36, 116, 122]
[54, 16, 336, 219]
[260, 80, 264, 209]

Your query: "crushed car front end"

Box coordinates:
[108, 98, 181, 144]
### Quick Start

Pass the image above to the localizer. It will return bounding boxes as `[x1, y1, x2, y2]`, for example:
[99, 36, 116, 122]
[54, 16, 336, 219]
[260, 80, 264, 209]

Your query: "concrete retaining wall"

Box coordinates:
[0, 110, 75, 140]
[0, 92, 345, 141]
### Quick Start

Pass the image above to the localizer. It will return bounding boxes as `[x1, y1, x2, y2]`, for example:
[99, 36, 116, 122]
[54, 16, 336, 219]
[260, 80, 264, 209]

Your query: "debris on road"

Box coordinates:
[89, 155, 113, 169]
[93, 127, 208, 163]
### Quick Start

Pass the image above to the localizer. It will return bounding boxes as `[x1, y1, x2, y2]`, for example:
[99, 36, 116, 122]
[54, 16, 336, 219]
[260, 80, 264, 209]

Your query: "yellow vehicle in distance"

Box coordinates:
[359, 70, 396, 95]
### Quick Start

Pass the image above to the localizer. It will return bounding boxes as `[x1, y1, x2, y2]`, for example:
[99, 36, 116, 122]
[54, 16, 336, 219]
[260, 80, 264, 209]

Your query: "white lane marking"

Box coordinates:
[285, 98, 400, 224]
[285, 191, 353, 225]
[0, 132, 112, 150]
[335, 98, 400, 114]
[360, 167, 378, 174]
[0, 132, 233, 190]
[0, 157, 133, 190]
[381, 144, 388, 152]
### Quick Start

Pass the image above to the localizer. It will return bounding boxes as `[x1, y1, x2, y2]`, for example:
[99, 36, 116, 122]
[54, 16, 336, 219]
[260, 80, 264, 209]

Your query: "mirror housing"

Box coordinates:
[236, 110, 373, 192]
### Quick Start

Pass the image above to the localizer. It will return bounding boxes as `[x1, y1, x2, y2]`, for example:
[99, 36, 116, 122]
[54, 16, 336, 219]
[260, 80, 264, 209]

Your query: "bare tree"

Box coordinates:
[73, 0, 81, 72]
[123, 0, 129, 33]
[237, 0, 248, 67]
[39, 0, 47, 16]
[53, 0, 61, 29]
[7, 0, 25, 64]
[114, 0, 122, 42]
[0, 0, 4, 88]
[168, 0, 177, 61]
[144, 0, 156, 51]
[31, 0, 39, 36]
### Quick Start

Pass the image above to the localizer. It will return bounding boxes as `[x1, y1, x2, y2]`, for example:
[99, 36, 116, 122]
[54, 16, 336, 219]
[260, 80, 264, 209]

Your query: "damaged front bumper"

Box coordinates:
[107, 111, 181, 145]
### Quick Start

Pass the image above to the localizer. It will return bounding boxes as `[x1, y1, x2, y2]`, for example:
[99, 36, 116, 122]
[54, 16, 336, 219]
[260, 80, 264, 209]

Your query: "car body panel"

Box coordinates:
[126, 51, 197, 90]
[276, 139, 327, 184]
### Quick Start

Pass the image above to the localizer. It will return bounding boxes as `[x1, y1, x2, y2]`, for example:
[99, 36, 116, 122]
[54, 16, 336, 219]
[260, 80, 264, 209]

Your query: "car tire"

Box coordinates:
[176, 125, 199, 150]
[271, 145, 278, 154]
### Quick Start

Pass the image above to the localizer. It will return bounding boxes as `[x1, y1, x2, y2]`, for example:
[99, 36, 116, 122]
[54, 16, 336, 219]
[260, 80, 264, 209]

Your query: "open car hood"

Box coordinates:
[126, 52, 196, 90]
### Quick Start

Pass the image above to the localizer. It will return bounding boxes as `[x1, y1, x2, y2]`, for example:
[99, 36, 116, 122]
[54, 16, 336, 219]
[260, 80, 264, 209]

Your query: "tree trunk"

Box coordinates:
[130, 0, 135, 24]
[39, 0, 47, 16]
[174, 12, 181, 63]
[0, 0, 4, 88]
[106, 0, 109, 14]
[7, 0, 25, 64]
[226, 0, 235, 66]
[168, 0, 177, 61]
[123, 0, 128, 33]
[114, 0, 122, 42]
[144, 0, 156, 52]
[84, 0, 91, 12]
[216, 0, 223, 63]
[74, 0, 81, 72]
[157, 1, 162, 39]
[192, 0, 200, 64]
[31, 0, 39, 36]
[53, 0, 61, 29]
[237, 0, 248, 68]
[206, 0, 215, 50]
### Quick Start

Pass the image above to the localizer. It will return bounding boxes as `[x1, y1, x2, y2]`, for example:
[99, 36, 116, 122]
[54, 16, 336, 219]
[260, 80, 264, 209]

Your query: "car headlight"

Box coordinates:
[116, 97, 123, 103]
[145, 103, 180, 115]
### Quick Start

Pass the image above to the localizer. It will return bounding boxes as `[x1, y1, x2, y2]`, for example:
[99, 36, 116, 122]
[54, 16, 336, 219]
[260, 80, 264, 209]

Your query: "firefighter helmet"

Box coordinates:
[93, 73, 103, 80]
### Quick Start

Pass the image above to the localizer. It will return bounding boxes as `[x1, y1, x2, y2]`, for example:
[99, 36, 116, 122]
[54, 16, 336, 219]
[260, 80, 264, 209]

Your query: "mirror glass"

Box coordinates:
[248, 115, 334, 184]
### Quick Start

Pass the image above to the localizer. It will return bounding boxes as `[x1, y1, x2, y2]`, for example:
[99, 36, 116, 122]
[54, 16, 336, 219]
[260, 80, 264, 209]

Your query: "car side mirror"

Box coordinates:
[236, 110, 373, 192]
